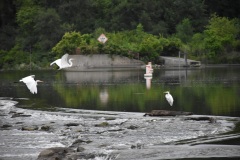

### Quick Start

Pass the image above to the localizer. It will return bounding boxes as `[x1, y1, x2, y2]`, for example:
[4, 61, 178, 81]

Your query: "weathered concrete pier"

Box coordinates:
[63, 54, 201, 71]
[160, 56, 201, 67]
[65, 54, 145, 71]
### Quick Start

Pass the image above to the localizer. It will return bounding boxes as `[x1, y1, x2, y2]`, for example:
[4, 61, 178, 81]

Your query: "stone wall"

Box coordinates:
[66, 54, 145, 71]
[160, 56, 201, 67]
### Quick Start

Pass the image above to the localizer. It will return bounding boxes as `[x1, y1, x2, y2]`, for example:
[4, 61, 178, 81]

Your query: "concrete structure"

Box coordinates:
[160, 56, 201, 67]
[144, 62, 153, 77]
[65, 54, 145, 71]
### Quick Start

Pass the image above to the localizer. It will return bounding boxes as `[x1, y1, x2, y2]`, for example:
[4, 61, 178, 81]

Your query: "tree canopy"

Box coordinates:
[0, 0, 240, 69]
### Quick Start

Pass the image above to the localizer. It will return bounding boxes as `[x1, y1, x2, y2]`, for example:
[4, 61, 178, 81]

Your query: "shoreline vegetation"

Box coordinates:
[1, 1, 240, 70]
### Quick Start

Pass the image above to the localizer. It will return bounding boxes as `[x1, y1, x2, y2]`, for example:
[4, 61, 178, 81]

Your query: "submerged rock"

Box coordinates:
[11, 112, 31, 118]
[37, 147, 74, 160]
[131, 143, 144, 149]
[76, 146, 85, 152]
[37, 147, 104, 160]
[40, 125, 51, 131]
[127, 125, 138, 130]
[21, 126, 38, 131]
[144, 110, 193, 116]
[184, 116, 216, 123]
[64, 122, 79, 127]
[95, 122, 109, 127]
[70, 139, 92, 148]
[1, 124, 12, 129]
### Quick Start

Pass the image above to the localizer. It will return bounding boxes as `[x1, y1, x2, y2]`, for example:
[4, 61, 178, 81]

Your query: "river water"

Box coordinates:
[0, 66, 240, 159]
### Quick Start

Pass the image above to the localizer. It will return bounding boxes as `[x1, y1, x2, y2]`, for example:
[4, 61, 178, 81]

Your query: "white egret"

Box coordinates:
[19, 75, 43, 94]
[164, 91, 174, 106]
[50, 53, 74, 70]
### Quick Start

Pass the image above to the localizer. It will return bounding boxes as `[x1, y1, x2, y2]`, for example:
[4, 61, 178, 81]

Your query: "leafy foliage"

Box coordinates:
[51, 24, 183, 62]
[203, 15, 239, 59]
[1, 0, 240, 69]
[175, 18, 194, 44]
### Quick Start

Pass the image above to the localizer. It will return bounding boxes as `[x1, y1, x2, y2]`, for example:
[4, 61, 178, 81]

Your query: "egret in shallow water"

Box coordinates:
[50, 53, 74, 70]
[164, 91, 174, 106]
[19, 75, 43, 94]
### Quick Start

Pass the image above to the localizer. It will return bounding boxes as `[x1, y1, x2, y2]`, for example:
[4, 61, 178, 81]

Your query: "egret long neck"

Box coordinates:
[69, 59, 73, 66]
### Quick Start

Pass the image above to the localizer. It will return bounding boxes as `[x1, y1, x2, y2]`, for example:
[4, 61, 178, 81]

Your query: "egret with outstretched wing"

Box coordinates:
[50, 53, 74, 70]
[19, 75, 43, 94]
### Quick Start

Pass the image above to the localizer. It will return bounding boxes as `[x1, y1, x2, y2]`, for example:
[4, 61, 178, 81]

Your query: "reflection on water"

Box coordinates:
[64, 70, 143, 84]
[99, 89, 109, 105]
[0, 66, 240, 117]
[144, 76, 152, 89]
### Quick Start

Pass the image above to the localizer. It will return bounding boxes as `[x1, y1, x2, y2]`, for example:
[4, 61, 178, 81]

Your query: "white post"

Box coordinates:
[145, 77, 152, 89]
[144, 62, 153, 77]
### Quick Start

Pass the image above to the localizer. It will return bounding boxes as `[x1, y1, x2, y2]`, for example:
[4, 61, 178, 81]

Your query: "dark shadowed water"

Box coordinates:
[0, 66, 240, 160]
[0, 66, 240, 117]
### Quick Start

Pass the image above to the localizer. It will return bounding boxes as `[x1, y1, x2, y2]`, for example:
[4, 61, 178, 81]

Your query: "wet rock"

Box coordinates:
[70, 139, 92, 148]
[1, 124, 12, 128]
[104, 117, 116, 120]
[76, 146, 85, 152]
[11, 112, 31, 118]
[9, 111, 17, 114]
[40, 125, 51, 131]
[144, 110, 193, 116]
[37, 147, 73, 160]
[95, 122, 109, 127]
[75, 129, 83, 132]
[108, 128, 124, 132]
[209, 117, 217, 123]
[38, 146, 106, 160]
[184, 117, 216, 123]
[21, 126, 38, 131]
[64, 123, 79, 127]
[127, 125, 138, 130]
[66, 152, 96, 160]
[16, 122, 23, 124]
[131, 143, 144, 149]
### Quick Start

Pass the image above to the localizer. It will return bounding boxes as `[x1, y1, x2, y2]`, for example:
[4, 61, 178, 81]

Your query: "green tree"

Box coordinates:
[190, 33, 205, 57]
[57, 0, 96, 33]
[204, 0, 240, 19]
[52, 31, 93, 56]
[52, 31, 81, 56]
[163, 0, 207, 34]
[203, 14, 239, 58]
[175, 18, 194, 44]
[0, 0, 17, 50]
[33, 8, 64, 51]
[16, 1, 40, 50]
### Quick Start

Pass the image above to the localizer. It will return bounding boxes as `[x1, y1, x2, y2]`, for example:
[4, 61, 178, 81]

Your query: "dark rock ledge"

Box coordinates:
[144, 110, 193, 116]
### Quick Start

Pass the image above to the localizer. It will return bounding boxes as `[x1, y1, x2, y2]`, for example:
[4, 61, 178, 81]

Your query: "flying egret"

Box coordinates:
[19, 75, 43, 94]
[50, 53, 74, 70]
[164, 91, 174, 106]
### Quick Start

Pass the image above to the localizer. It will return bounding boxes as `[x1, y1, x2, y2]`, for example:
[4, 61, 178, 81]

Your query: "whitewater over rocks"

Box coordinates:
[0, 97, 240, 160]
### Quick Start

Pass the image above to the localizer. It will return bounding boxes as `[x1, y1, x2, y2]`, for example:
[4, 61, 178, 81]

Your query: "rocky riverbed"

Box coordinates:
[0, 97, 240, 160]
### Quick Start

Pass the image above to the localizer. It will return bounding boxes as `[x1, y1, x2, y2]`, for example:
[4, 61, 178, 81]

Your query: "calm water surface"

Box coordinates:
[0, 66, 240, 117]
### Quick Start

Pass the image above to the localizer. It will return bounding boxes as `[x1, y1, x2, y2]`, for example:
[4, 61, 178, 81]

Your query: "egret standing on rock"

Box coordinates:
[50, 53, 74, 70]
[19, 75, 43, 94]
[164, 91, 174, 106]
